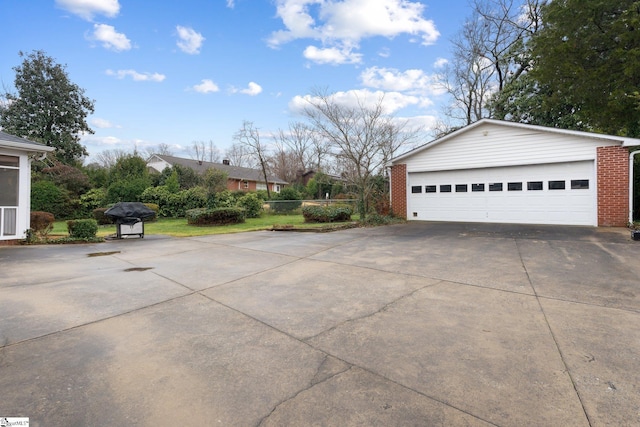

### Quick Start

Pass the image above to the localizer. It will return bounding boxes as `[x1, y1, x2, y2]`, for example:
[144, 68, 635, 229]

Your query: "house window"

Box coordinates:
[411, 186, 422, 194]
[440, 185, 452, 193]
[489, 183, 503, 191]
[0, 162, 19, 207]
[455, 184, 468, 192]
[0, 155, 19, 167]
[243, 180, 249, 189]
[425, 185, 437, 193]
[549, 180, 566, 190]
[508, 182, 522, 191]
[472, 183, 485, 192]
[571, 179, 589, 189]
[527, 181, 543, 191]
[275, 185, 281, 193]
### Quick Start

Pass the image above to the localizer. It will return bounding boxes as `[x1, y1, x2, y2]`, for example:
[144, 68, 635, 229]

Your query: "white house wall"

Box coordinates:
[147, 156, 171, 173]
[0, 147, 30, 240]
[404, 123, 619, 173]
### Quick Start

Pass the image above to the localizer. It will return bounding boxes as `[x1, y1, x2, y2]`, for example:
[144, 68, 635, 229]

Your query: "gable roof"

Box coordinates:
[0, 130, 55, 153]
[150, 154, 288, 184]
[390, 119, 640, 165]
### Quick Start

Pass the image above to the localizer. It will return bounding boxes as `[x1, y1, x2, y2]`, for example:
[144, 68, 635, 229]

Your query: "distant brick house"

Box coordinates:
[0, 130, 55, 244]
[147, 154, 287, 193]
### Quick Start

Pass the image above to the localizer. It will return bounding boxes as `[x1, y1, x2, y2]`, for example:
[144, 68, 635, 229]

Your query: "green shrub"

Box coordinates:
[186, 207, 245, 226]
[31, 180, 75, 219]
[30, 211, 55, 237]
[302, 205, 353, 223]
[143, 203, 159, 221]
[67, 219, 98, 239]
[236, 193, 263, 218]
[93, 208, 113, 225]
[79, 188, 107, 212]
[209, 189, 236, 209]
[106, 177, 150, 203]
[140, 185, 207, 217]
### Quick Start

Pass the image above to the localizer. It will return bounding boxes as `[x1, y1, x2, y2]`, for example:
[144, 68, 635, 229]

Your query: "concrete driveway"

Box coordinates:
[1, 222, 639, 426]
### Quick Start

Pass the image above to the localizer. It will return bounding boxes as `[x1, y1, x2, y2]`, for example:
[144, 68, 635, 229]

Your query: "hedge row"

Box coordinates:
[302, 205, 353, 223]
[186, 207, 246, 226]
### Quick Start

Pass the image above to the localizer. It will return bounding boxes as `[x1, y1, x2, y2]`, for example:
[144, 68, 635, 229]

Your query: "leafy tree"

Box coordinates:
[203, 168, 228, 195]
[530, 0, 640, 136]
[40, 162, 91, 198]
[165, 169, 180, 193]
[0, 50, 95, 164]
[108, 154, 149, 185]
[106, 154, 151, 203]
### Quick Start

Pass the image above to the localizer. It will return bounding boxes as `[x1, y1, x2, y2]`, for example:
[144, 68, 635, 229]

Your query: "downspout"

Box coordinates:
[629, 149, 640, 225]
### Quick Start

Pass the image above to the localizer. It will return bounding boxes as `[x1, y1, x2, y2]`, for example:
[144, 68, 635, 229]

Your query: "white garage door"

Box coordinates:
[407, 161, 596, 225]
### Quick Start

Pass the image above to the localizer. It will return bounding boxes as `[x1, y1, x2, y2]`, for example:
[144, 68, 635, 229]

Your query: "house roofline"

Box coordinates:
[388, 119, 640, 166]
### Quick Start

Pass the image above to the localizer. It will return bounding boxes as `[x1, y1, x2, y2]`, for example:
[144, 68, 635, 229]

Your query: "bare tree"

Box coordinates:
[233, 121, 272, 199]
[301, 89, 420, 219]
[224, 142, 255, 168]
[189, 140, 220, 163]
[144, 142, 173, 159]
[441, 0, 545, 128]
[94, 148, 130, 168]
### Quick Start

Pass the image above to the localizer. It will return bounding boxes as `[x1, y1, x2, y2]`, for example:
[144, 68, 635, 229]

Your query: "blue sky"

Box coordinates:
[1, 0, 472, 162]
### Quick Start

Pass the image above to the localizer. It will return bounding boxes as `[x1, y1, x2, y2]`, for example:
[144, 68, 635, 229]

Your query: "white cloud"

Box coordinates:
[360, 66, 439, 95]
[55, 0, 120, 20]
[106, 69, 166, 82]
[90, 24, 131, 51]
[229, 82, 263, 96]
[289, 89, 420, 116]
[91, 118, 119, 128]
[226, 0, 235, 7]
[303, 45, 362, 65]
[176, 26, 205, 54]
[433, 57, 448, 68]
[240, 82, 263, 96]
[192, 79, 220, 93]
[268, 0, 439, 64]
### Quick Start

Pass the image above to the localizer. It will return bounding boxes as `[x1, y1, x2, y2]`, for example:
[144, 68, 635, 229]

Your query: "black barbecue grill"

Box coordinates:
[104, 202, 156, 238]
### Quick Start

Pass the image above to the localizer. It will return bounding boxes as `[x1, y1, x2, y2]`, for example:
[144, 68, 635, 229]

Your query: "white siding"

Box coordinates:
[147, 157, 171, 173]
[404, 123, 619, 172]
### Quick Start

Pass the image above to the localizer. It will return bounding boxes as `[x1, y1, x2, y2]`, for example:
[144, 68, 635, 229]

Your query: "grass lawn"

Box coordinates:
[51, 214, 360, 238]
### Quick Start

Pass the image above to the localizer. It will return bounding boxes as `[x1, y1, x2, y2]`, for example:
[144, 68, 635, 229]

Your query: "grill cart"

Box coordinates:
[104, 202, 156, 238]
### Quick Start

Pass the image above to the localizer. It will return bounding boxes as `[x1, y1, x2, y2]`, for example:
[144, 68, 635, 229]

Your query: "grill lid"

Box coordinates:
[104, 202, 156, 220]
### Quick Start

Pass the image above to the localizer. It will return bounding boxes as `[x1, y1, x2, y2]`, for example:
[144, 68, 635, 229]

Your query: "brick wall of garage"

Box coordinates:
[597, 146, 629, 227]
[390, 164, 407, 219]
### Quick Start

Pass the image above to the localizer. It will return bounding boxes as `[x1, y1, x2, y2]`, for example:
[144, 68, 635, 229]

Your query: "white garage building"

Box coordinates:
[389, 120, 640, 227]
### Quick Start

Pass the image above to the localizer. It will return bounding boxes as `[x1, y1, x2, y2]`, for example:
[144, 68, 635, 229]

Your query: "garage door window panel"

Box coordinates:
[455, 184, 468, 192]
[425, 185, 437, 193]
[508, 182, 522, 191]
[489, 183, 503, 191]
[440, 185, 452, 193]
[549, 180, 566, 190]
[411, 186, 422, 194]
[527, 181, 543, 191]
[571, 179, 589, 189]
[472, 183, 485, 192]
